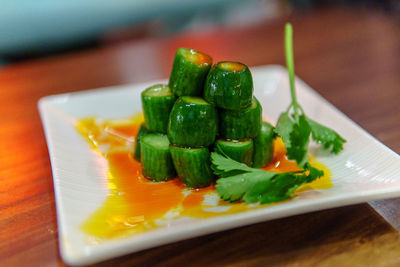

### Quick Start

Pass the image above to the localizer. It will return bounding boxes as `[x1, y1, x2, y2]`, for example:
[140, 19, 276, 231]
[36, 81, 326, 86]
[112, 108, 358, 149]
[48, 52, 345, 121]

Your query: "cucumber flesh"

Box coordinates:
[204, 61, 253, 110]
[215, 139, 254, 166]
[168, 96, 218, 147]
[219, 97, 262, 140]
[141, 84, 176, 133]
[218, 62, 246, 72]
[252, 122, 275, 168]
[169, 48, 212, 97]
[140, 133, 176, 181]
[134, 123, 150, 161]
[170, 145, 214, 188]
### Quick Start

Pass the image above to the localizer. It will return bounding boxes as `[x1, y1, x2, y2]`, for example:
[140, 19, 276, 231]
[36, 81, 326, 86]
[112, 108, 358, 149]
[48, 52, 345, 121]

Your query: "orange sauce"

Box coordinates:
[77, 114, 331, 240]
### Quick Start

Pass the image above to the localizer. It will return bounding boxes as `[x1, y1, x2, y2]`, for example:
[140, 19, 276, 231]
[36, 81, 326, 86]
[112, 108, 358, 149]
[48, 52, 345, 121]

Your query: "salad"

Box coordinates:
[77, 23, 345, 239]
[135, 23, 346, 204]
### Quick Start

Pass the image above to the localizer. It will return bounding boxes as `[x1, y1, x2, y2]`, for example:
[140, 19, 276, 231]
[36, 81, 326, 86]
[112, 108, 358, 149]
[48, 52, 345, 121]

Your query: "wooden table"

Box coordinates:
[2, 8, 400, 266]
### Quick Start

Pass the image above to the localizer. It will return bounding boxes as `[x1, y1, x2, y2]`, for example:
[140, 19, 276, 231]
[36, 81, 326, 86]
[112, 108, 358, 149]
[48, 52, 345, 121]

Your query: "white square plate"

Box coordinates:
[39, 65, 400, 265]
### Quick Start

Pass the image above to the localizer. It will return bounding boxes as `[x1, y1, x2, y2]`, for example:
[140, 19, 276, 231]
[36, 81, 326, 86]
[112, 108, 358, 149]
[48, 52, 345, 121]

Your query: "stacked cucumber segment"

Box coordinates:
[135, 48, 276, 187]
[140, 134, 176, 181]
[169, 145, 214, 188]
[215, 139, 254, 166]
[252, 122, 275, 168]
[142, 84, 176, 133]
[219, 97, 262, 140]
[134, 123, 151, 161]
[204, 62, 253, 110]
[168, 96, 218, 147]
[169, 48, 212, 97]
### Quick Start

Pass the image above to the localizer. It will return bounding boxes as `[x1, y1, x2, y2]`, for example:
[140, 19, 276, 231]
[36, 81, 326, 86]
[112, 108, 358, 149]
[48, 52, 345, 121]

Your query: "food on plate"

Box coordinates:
[204, 61, 253, 110]
[252, 122, 275, 168]
[274, 23, 346, 168]
[77, 23, 344, 239]
[218, 97, 262, 140]
[167, 96, 218, 148]
[169, 145, 214, 188]
[133, 123, 150, 161]
[213, 153, 323, 203]
[169, 48, 212, 97]
[139, 51, 269, 189]
[140, 133, 176, 181]
[141, 84, 176, 133]
[146, 59, 265, 188]
[134, 23, 345, 201]
[214, 139, 254, 166]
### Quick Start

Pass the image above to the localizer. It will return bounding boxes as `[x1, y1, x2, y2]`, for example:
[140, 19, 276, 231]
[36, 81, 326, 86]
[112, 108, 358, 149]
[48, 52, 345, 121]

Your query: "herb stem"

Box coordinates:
[285, 23, 299, 115]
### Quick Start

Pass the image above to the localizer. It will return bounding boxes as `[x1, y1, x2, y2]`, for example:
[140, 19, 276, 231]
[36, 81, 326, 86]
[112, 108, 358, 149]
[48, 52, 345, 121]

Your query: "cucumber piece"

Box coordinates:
[169, 48, 212, 97]
[204, 61, 253, 110]
[168, 96, 218, 147]
[170, 145, 214, 188]
[141, 84, 176, 133]
[253, 122, 275, 168]
[219, 97, 262, 140]
[134, 123, 151, 161]
[215, 139, 254, 166]
[140, 133, 176, 181]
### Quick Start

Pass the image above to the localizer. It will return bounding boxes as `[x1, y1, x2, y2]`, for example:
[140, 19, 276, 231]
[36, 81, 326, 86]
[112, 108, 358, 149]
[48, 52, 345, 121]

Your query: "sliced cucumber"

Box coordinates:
[168, 96, 218, 147]
[170, 145, 214, 188]
[169, 48, 212, 97]
[219, 97, 262, 140]
[140, 133, 176, 181]
[215, 139, 254, 166]
[204, 61, 253, 110]
[252, 122, 275, 168]
[141, 84, 176, 133]
[134, 123, 151, 161]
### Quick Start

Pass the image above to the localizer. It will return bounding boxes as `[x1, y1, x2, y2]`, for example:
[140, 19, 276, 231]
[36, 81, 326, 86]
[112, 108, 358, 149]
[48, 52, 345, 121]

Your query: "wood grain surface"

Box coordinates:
[1, 8, 400, 266]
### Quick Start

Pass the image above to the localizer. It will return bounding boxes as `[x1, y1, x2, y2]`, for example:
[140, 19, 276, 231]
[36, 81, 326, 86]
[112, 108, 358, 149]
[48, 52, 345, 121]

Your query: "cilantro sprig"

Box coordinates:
[212, 152, 323, 204]
[212, 23, 346, 204]
[275, 23, 346, 167]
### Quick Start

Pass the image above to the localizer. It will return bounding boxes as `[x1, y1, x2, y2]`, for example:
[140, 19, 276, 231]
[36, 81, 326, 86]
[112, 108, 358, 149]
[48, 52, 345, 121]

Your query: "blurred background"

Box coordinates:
[1, 0, 399, 66]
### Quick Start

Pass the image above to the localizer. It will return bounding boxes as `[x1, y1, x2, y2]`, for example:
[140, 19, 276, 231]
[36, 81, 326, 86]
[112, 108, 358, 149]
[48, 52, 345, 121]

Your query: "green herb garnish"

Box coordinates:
[276, 23, 346, 167]
[212, 152, 323, 204]
[213, 23, 346, 204]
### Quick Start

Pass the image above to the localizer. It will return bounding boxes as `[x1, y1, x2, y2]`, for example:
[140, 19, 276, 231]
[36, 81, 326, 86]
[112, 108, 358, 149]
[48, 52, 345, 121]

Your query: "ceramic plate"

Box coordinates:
[39, 65, 400, 265]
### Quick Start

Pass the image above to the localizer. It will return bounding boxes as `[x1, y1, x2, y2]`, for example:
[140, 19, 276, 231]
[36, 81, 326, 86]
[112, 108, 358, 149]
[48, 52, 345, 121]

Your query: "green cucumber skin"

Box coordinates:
[134, 123, 151, 161]
[252, 122, 275, 168]
[170, 145, 214, 188]
[204, 62, 253, 110]
[140, 134, 176, 181]
[215, 139, 254, 166]
[168, 97, 218, 147]
[141, 84, 176, 133]
[169, 48, 212, 97]
[219, 97, 262, 140]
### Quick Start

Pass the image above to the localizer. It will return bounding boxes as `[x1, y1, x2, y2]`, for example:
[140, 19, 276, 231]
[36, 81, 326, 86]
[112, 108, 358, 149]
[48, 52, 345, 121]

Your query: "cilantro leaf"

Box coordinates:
[306, 118, 346, 154]
[275, 112, 294, 147]
[275, 23, 345, 167]
[275, 112, 310, 167]
[244, 163, 323, 203]
[304, 162, 325, 181]
[210, 151, 254, 178]
[212, 152, 323, 204]
[216, 171, 275, 202]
